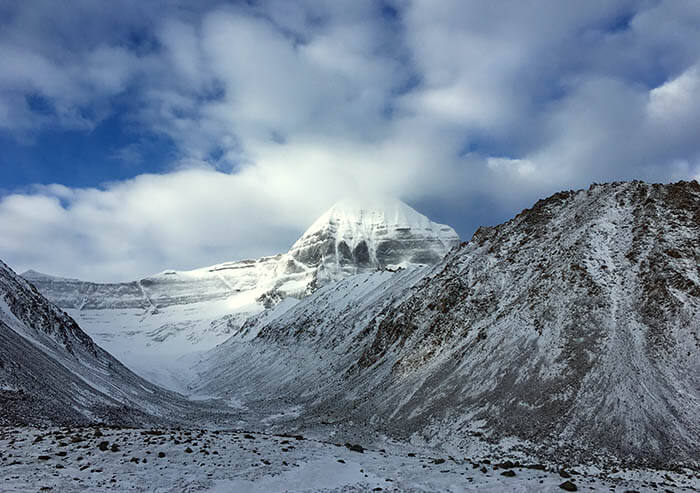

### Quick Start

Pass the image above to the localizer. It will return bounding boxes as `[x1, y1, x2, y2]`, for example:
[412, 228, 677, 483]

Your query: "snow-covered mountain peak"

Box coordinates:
[289, 197, 460, 271]
[306, 197, 438, 234]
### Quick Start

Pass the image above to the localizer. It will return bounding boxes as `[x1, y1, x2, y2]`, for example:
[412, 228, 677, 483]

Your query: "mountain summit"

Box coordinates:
[290, 198, 460, 280]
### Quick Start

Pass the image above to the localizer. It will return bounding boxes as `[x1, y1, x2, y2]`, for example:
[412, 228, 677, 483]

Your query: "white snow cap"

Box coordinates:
[293, 197, 459, 250]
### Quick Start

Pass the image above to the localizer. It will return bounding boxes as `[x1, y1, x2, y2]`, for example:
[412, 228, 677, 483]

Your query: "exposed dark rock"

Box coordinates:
[559, 480, 577, 491]
[345, 443, 364, 453]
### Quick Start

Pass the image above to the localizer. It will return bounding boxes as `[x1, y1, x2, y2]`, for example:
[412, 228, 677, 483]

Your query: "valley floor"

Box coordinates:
[1, 426, 698, 492]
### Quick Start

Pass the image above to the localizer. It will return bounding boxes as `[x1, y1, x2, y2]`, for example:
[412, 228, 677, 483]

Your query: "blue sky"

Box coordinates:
[0, 113, 175, 190]
[1, 0, 700, 280]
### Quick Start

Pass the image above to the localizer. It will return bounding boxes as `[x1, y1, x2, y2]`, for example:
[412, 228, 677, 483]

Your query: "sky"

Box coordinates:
[1, 0, 700, 281]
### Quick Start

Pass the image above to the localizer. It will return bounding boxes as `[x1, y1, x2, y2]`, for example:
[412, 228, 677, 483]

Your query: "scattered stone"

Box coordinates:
[97, 441, 109, 451]
[185, 447, 193, 453]
[559, 480, 577, 491]
[158, 452, 165, 458]
[432, 458, 446, 465]
[142, 429, 165, 436]
[38, 455, 51, 461]
[559, 469, 572, 478]
[501, 470, 516, 477]
[497, 460, 516, 469]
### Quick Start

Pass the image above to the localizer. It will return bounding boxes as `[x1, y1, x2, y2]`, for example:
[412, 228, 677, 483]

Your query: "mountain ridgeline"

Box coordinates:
[23, 198, 460, 311]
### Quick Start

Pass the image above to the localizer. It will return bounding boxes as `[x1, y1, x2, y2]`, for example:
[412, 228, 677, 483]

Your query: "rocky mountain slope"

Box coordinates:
[190, 181, 700, 468]
[21, 199, 459, 386]
[0, 260, 230, 426]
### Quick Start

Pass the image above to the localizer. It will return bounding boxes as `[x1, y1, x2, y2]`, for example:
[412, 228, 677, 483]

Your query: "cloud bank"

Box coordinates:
[1, 0, 700, 280]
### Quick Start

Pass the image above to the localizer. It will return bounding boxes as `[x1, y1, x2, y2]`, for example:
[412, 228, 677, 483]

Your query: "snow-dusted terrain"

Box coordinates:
[190, 181, 700, 468]
[23, 199, 459, 386]
[2, 426, 697, 492]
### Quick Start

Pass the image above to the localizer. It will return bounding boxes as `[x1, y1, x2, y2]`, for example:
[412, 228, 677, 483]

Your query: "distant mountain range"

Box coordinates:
[21, 198, 459, 385]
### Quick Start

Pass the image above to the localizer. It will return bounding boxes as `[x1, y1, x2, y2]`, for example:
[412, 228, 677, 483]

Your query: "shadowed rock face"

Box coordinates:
[194, 181, 700, 468]
[288, 198, 460, 275]
[351, 181, 699, 463]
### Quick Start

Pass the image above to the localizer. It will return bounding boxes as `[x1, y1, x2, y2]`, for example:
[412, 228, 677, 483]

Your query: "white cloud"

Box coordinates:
[1, 0, 700, 280]
[487, 157, 537, 178]
[648, 65, 700, 124]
